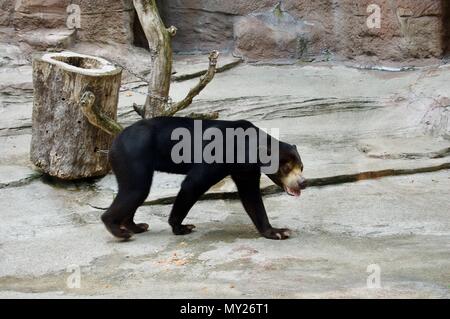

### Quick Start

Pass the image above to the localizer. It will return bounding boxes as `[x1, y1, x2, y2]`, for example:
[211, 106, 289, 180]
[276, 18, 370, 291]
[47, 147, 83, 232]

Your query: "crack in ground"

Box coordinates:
[181, 96, 389, 121]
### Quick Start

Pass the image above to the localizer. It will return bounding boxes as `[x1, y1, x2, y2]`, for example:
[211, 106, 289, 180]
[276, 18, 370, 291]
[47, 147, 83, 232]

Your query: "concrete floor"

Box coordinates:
[0, 42, 449, 298]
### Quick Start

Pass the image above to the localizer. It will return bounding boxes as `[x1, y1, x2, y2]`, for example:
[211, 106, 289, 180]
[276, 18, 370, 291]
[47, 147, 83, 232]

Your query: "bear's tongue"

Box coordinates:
[285, 186, 301, 197]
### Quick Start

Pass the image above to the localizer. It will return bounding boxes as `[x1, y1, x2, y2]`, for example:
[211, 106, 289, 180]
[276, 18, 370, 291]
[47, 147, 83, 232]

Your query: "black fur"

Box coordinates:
[101, 117, 305, 240]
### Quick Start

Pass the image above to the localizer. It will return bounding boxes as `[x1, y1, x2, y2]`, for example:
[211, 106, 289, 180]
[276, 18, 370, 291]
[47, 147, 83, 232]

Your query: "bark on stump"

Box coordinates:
[31, 51, 122, 180]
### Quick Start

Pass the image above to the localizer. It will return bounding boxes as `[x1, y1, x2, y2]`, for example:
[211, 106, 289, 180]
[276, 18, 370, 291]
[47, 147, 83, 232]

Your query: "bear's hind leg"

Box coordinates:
[101, 187, 151, 239]
[123, 217, 149, 234]
[102, 161, 153, 239]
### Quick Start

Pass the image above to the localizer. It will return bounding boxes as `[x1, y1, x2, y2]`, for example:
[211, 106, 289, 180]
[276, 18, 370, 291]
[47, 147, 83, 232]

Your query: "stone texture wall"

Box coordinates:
[12, 0, 135, 44]
[156, 0, 279, 53]
[334, 0, 444, 60]
[159, 0, 447, 60]
[3, 0, 448, 61]
[0, 0, 15, 26]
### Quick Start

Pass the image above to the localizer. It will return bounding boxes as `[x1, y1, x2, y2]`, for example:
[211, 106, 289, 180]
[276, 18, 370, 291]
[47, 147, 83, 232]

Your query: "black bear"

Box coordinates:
[101, 117, 306, 240]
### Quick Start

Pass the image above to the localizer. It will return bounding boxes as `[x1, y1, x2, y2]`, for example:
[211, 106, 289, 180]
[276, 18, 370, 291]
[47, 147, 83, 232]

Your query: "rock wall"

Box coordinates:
[13, 0, 135, 44]
[0, 0, 15, 26]
[3, 0, 449, 61]
[333, 0, 444, 60]
[159, 0, 447, 60]
[156, 0, 279, 53]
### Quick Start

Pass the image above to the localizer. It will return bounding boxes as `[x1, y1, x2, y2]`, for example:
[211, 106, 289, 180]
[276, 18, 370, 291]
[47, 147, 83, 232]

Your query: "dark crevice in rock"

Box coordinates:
[140, 163, 450, 206]
[187, 8, 239, 17]
[132, 8, 149, 51]
[261, 99, 382, 120]
[0, 125, 32, 136]
[163, 6, 239, 18]
[0, 125, 32, 131]
[183, 96, 387, 121]
[443, 0, 450, 55]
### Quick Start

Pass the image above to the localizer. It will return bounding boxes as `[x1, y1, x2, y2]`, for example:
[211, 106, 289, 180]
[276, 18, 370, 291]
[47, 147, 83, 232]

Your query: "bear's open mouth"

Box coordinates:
[284, 186, 301, 197]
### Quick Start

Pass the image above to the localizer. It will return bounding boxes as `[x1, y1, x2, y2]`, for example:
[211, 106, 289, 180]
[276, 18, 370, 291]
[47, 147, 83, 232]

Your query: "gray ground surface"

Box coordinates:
[0, 43, 449, 298]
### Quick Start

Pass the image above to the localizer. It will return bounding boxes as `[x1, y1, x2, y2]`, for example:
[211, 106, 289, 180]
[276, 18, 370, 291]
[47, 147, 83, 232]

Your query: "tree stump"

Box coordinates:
[31, 51, 122, 180]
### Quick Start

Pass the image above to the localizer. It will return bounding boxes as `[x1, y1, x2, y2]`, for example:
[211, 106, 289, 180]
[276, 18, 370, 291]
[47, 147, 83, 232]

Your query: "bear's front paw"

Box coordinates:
[172, 224, 196, 235]
[262, 228, 291, 240]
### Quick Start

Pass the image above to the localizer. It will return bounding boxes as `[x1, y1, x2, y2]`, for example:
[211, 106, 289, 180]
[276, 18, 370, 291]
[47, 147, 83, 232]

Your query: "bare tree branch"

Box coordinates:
[80, 91, 123, 136]
[163, 51, 220, 116]
[133, 0, 173, 118]
[172, 58, 242, 82]
[185, 112, 219, 120]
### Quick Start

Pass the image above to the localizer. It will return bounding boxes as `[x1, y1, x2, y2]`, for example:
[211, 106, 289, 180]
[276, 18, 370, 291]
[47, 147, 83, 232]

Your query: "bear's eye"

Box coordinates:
[282, 162, 292, 174]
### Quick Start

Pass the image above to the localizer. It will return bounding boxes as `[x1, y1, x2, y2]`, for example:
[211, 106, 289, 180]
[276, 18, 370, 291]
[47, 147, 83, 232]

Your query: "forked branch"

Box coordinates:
[162, 51, 220, 117]
[80, 91, 123, 136]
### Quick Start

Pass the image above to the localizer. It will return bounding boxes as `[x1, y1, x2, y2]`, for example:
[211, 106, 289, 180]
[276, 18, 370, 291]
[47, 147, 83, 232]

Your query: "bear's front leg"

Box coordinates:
[232, 173, 292, 240]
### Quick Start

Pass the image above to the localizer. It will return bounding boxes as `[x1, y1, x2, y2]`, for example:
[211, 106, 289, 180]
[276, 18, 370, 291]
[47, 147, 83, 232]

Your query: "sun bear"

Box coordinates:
[101, 117, 306, 240]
